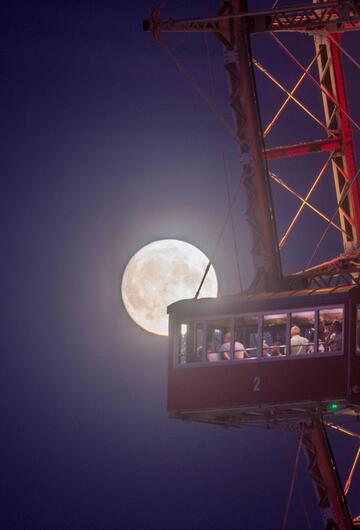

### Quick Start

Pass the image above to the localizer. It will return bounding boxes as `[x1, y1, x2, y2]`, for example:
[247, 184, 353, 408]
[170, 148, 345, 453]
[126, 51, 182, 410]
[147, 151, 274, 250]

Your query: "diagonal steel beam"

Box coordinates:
[270, 171, 346, 237]
[344, 447, 360, 495]
[265, 137, 341, 160]
[271, 31, 360, 134]
[253, 58, 336, 137]
[263, 52, 320, 138]
[279, 154, 332, 249]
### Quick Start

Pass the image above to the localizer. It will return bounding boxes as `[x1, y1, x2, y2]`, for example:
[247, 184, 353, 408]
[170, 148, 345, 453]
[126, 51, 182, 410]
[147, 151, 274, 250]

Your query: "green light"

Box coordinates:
[330, 402, 339, 410]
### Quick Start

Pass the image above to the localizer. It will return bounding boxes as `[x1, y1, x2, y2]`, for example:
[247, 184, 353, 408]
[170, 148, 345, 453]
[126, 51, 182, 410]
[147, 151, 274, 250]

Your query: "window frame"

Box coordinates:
[289, 309, 316, 356]
[173, 304, 345, 368]
[317, 305, 345, 354]
[356, 305, 360, 356]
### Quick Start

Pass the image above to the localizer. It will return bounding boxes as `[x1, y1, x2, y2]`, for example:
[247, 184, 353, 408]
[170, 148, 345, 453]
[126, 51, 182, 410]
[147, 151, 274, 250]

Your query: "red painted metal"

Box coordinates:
[168, 355, 347, 412]
[220, 0, 283, 291]
[144, 2, 360, 36]
[303, 423, 353, 529]
[330, 32, 360, 247]
[167, 286, 358, 415]
[265, 137, 342, 160]
[145, 2, 360, 525]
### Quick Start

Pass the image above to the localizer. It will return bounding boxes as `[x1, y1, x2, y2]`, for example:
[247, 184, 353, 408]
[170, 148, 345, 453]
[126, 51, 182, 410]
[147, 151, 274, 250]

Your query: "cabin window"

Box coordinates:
[290, 311, 315, 355]
[178, 322, 203, 364]
[357, 307, 360, 354]
[262, 314, 287, 357]
[178, 323, 192, 364]
[175, 304, 345, 366]
[206, 319, 232, 362]
[234, 316, 259, 359]
[318, 307, 343, 352]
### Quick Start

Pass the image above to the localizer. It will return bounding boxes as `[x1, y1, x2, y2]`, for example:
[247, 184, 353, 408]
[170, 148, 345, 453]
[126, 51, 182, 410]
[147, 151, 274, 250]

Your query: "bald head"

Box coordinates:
[291, 325, 300, 337]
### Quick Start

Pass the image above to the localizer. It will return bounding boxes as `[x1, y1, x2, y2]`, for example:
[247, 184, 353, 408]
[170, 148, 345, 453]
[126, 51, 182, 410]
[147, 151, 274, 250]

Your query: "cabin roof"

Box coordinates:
[167, 284, 360, 319]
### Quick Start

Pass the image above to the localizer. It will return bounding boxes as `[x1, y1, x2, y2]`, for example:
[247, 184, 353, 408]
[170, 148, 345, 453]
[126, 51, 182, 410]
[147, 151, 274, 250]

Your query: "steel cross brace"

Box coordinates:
[312, 26, 360, 252]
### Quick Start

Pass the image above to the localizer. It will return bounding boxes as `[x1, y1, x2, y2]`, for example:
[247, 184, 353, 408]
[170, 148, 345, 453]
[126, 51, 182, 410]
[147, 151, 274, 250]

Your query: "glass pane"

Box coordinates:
[357, 307, 360, 354]
[178, 322, 202, 364]
[179, 323, 191, 364]
[291, 311, 315, 355]
[318, 307, 343, 352]
[206, 319, 232, 361]
[263, 314, 287, 357]
[234, 316, 259, 359]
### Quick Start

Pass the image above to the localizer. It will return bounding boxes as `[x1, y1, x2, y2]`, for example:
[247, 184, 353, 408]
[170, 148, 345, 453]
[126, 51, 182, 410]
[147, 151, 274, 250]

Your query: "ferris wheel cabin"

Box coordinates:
[167, 285, 360, 426]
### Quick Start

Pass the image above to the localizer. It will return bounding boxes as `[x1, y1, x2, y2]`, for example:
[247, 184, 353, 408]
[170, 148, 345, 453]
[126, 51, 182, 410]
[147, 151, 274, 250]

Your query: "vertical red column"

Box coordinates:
[219, 0, 283, 291]
[331, 32, 360, 249]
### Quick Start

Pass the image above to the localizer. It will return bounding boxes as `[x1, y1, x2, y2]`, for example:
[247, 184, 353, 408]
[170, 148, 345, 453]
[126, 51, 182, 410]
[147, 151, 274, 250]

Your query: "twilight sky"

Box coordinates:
[2, 1, 360, 529]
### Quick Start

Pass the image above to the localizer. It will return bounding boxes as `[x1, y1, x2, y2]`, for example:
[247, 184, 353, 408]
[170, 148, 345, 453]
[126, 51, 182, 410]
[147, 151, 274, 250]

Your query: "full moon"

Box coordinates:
[121, 239, 218, 336]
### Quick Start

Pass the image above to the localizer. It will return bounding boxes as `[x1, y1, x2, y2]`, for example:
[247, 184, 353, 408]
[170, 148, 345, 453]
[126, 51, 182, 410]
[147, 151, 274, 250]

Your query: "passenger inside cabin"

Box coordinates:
[262, 341, 270, 357]
[220, 330, 247, 360]
[290, 325, 309, 355]
[327, 320, 342, 352]
[206, 341, 219, 362]
[271, 338, 284, 356]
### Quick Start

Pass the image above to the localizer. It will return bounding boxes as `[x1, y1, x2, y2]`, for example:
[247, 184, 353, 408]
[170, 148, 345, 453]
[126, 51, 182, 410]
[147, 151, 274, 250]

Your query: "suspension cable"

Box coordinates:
[281, 427, 305, 530]
[195, 175, 244, 299]
[157, 37, 247, 298]
[283, 431, 313, 530]
[205, 33, 244, 292]
[158, 38, 237, 142]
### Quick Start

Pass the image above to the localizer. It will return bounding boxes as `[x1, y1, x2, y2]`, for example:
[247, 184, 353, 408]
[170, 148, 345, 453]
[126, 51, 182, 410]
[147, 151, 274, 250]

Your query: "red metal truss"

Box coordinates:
[265, 137, 342, 160]
[216, 0, 283, 291]
[144, 1, 360, 37]
[144, 0, 360, 288]
[302, 421, 353, 530]
[328, 31, 360, 249]
[145, 2, 360, 526]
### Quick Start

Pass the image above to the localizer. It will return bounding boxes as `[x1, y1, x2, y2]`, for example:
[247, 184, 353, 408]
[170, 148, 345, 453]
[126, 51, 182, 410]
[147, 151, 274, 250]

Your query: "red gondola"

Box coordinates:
[168, 285, 360, 426]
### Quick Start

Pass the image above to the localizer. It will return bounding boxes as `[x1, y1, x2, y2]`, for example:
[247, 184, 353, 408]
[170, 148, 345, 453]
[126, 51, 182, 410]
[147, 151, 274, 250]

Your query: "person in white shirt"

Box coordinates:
[290, 325, 309, 355]
[220, 331, 247, 360]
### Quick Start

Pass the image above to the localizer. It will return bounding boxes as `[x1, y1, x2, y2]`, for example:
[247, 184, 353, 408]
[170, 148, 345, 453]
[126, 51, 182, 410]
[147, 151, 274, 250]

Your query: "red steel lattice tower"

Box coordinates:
[144, 1, 360, 527]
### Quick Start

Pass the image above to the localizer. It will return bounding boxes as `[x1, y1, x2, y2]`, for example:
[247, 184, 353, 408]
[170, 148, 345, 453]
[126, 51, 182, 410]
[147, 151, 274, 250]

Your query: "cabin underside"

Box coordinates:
[169, 400, 360, 429]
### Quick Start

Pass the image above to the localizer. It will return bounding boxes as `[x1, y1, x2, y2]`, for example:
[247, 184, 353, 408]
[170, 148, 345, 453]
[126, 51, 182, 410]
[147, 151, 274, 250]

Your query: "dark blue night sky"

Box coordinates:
[2, 1, 360, 529]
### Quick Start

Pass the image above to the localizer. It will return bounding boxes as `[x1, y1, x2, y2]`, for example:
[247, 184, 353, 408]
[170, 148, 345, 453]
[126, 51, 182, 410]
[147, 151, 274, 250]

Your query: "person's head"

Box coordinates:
[291, 325, 301, 337]
[224, 330, 231, 343]
[262, 341, 270, 356]
[332, 320, 342, 334]
[272, 341, 282, 355]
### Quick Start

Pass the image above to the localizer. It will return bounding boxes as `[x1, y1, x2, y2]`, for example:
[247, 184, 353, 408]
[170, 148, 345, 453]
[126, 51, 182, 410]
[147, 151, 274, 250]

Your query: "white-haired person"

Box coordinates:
[290, 325, 309, 355]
